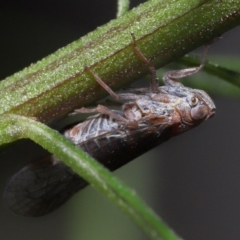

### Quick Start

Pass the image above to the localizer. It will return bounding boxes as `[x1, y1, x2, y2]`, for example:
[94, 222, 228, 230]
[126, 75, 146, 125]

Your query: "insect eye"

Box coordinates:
[190, 96, 198, 106]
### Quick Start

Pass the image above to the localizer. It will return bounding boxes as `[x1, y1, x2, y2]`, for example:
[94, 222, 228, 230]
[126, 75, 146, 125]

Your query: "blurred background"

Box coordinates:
[0, 1, 240, 240]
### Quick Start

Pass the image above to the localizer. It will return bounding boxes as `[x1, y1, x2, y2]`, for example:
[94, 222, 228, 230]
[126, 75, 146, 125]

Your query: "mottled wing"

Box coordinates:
[4, 156, 87, 217]
[80, 119, 173, 170]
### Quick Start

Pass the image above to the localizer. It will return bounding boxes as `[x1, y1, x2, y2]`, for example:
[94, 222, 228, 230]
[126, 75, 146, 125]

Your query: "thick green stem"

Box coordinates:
[0, 114, 182, 240]
[0, 0, 239, 123]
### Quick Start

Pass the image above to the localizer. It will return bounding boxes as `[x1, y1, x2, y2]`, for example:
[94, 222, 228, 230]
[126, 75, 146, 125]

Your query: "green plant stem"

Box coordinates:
[0, 113, 182, 240]
[0, 0, 239, 124]
[117, 0, 130, 17]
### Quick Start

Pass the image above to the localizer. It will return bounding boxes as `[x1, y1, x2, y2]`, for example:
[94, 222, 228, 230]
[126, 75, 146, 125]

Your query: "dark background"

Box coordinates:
[0, 1, 240, 240]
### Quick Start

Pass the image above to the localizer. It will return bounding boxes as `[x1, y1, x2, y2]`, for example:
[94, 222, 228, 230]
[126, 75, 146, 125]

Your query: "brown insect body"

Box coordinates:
[4, 38, 216, 217]
[67, 110, 173, 170]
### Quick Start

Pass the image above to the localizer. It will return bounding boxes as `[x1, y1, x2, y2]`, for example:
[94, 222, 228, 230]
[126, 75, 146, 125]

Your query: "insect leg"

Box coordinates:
[75, 105, 129, 123]
[85, 66, 120, 99]
[85, 66, 139, 100]
[131, 33, 160, 94]
[162, 45, 209, 87]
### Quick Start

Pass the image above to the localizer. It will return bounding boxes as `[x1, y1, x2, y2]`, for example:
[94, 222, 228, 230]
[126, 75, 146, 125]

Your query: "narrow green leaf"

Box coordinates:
[0, 114, 182, 240]
[181, 56, 240, 89]
[176, 56, 240, 96]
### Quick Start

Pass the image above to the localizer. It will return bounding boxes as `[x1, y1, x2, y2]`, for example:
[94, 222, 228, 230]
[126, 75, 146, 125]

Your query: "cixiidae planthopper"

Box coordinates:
[4, 35, 216, 217]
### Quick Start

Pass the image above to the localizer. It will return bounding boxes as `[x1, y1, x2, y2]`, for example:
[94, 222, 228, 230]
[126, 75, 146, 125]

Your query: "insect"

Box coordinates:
[4, 36, 216, 217]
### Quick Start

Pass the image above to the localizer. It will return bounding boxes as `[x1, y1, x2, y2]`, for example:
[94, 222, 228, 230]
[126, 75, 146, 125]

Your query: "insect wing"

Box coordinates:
[79, 118, 173, 170]
[4, 156, 87, 217]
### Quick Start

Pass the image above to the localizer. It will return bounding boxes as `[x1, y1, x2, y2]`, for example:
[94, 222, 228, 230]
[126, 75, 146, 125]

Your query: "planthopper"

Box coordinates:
[4, 36, 216, 217]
